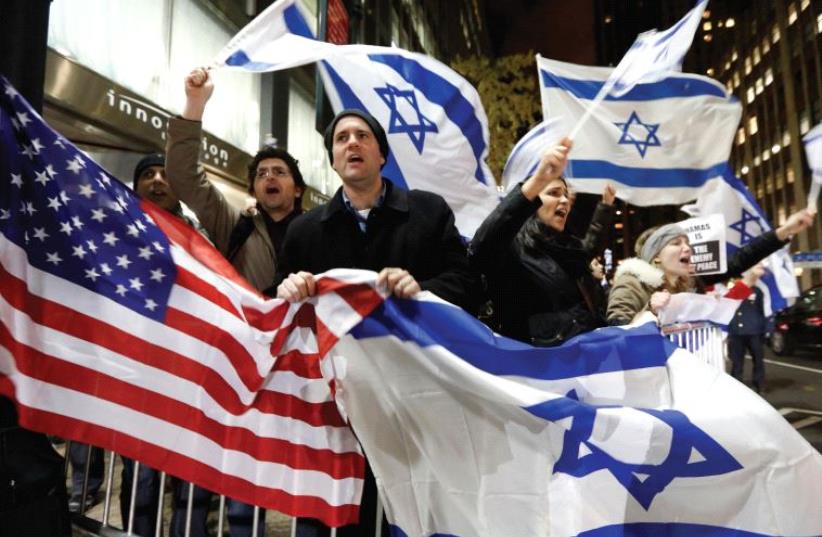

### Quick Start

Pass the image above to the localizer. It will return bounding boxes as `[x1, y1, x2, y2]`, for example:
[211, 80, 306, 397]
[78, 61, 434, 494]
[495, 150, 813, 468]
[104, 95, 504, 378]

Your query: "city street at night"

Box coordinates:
[760, 347, 822, 452]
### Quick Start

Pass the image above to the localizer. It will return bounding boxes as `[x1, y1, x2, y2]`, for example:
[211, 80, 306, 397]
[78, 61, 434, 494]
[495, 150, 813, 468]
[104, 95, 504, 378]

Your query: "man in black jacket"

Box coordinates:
[273, 109, 478, 537]
[728, 264, 768, 392]
[274, 109, 477, 313]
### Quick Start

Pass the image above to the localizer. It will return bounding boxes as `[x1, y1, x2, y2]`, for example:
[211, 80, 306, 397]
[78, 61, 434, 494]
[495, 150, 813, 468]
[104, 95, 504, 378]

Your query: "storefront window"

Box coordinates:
[48, 0, 262, 154]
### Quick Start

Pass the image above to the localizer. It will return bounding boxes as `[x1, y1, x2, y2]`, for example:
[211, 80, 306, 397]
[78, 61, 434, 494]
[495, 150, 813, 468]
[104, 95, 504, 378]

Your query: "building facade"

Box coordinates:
[594, 0, 821, 287]
[688, 0, 822, 287]
[16, 0, 490, 214]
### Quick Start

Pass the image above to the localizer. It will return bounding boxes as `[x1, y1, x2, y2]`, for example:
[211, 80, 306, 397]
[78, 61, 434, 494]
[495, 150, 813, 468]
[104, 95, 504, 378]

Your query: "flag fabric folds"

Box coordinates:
[3, 75, 821, 535]
[501, 118, 560, 192]
[214, 0, 500, 237]
[538, 55, 742, 206]
[605, 0, 708, 98]
[0, 77, 372, 527]
[682, 168, 799, 316]
[214, 0, 326, 71]
[334, 292, 822, 537]
[805, 122, 822, 183]
[803, 122, 822, 212]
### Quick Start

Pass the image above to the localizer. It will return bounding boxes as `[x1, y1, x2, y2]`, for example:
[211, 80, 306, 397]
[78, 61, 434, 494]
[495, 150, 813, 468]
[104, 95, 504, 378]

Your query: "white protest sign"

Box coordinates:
[679, 214, 727, 276]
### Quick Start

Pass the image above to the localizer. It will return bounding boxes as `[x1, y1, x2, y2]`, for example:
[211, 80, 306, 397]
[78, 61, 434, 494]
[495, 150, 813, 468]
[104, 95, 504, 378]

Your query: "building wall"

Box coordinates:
[592, 0, 822, 286]
[687, 0, 822, 287]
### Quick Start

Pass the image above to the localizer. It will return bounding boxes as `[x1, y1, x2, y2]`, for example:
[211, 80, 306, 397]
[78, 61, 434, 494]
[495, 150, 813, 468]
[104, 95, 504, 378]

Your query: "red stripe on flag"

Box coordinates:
[142, 201, 258, 295]
[164, 307, 270, 391]
[276, 349, 323, 379]
[174, 265, 293, 334]
[0, 265, 338, 422]
[0, 321, 359, 472]
[0, 390, 361, 527]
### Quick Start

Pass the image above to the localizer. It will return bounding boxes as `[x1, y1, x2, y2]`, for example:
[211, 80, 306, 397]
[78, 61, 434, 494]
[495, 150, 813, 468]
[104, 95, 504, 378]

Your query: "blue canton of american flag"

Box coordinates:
[0, 76, 175, 320]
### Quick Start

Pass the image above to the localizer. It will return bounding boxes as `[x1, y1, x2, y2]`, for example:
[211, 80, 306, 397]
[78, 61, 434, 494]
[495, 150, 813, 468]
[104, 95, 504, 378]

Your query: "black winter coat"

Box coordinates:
[470, 187, 613, 346]
[272, 179, 480, 314]
[728, 287, 767, 335]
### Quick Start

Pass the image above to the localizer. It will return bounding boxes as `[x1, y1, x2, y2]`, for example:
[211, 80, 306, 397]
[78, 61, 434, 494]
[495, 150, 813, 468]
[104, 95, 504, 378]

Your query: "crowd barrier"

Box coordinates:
[65, 440, 382, 537]
[661, 321, 726, 371]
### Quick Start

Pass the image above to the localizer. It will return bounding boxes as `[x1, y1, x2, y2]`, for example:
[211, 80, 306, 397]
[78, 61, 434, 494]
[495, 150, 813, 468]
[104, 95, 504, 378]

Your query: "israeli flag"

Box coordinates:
[501, 118, 560, 192]
[682, 168, 799, 316]
[214, 0, 500, 237]
[607, 0, 708, 97]
[331, 287, 822, 537]
[803, 122, 822, 212]
[538, 55, 742, 206]
[318, 48, 499, 236]
[214, 0, 331, 71]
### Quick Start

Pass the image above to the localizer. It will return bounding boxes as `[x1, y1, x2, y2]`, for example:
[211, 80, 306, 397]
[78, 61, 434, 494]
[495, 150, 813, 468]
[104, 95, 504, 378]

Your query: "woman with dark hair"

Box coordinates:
[470, 137, 615, 346]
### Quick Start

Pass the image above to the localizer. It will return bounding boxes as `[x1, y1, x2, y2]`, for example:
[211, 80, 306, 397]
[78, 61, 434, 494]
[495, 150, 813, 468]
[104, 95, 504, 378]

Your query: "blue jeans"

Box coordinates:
[68, 442, 103, 498]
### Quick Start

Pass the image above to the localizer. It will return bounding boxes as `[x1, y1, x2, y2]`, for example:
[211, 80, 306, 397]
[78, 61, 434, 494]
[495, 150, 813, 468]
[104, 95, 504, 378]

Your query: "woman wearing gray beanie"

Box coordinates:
[606, 208, 816, 325]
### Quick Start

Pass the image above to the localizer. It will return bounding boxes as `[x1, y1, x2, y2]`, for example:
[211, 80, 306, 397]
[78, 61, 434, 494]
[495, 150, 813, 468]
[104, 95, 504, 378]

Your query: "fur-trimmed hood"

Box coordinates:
[614, 257, 664, 288]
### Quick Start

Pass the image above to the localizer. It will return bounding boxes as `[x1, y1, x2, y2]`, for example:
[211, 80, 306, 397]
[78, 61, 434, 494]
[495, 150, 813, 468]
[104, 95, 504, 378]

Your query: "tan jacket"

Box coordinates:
[606, 257, 664, 325]
[166, 118, 276, 291]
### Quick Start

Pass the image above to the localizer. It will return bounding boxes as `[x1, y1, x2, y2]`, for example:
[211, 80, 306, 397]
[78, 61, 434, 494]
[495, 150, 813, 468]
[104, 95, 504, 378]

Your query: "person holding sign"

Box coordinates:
[606, 208, 816, 325]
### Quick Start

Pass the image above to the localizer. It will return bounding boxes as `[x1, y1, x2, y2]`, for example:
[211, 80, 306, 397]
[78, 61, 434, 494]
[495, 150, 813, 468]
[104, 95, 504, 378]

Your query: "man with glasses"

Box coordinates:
[165, 68, 305, 291]
[163, 68, 306, 536]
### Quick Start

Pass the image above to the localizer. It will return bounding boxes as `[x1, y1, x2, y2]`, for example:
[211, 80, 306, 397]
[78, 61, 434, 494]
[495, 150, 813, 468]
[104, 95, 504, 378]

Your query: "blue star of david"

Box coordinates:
[530, 390, 742, 509]
[729, 208, 763, 245]
[614, 111, 661, 158]
[374, 84, 438, 154]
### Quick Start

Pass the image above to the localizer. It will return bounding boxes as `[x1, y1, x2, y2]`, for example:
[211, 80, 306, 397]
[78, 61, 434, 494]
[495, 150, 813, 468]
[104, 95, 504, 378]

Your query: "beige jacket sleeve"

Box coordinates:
[165, 117, 241, 256]
[606, 274, 652, 325]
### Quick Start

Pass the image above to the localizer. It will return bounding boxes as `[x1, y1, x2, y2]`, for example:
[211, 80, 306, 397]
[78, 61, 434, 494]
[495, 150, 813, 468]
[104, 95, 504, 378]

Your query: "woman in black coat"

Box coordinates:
[470, 137, 614, 346]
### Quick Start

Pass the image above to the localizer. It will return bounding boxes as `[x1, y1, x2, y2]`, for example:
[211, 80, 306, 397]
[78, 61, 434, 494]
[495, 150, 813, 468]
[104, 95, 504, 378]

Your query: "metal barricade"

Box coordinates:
[661, 321, 726, 372]
[63, 444, 385, 537]
[63, 443, 270, 537]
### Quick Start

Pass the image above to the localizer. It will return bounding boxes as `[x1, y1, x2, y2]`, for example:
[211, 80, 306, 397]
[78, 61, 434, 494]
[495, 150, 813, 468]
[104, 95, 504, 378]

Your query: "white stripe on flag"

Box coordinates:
[538, 55, 741, 206]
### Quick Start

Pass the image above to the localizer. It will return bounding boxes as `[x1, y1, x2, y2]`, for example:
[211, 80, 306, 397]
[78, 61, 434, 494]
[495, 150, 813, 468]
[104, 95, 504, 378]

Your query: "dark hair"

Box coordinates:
[133, 153, 165, 190]
[247, 146, 305, 196]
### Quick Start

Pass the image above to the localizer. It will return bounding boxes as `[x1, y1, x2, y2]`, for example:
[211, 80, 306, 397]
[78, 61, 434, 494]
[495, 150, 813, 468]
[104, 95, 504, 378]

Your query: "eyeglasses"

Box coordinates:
[255, 167, 291, 179]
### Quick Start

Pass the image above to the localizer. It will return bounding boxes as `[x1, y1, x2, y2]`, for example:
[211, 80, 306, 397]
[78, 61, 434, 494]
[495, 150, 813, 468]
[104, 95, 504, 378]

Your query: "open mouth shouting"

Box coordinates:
[346, 153, 364, 165]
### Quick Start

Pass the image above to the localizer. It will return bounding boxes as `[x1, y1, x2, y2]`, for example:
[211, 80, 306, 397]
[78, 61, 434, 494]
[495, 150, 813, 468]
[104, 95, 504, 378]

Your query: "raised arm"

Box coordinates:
[581, 183, 616, 256]
[165, 68, 241, 254]
[470, 138, 572, 273]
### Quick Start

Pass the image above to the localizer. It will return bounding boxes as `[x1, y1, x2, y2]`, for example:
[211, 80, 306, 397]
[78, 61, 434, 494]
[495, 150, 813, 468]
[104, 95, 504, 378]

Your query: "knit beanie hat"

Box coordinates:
[640, 223, 688, 263]
[133, 153, 165, 190]
[323, 109, 389, 166]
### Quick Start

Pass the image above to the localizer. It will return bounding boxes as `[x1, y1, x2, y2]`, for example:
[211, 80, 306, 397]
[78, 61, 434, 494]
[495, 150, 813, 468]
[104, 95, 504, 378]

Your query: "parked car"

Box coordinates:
[769, 285, 822, 355]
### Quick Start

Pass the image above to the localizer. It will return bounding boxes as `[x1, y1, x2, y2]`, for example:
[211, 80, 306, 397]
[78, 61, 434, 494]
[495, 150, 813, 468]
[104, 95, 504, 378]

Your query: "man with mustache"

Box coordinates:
[273, 108, 479, 536]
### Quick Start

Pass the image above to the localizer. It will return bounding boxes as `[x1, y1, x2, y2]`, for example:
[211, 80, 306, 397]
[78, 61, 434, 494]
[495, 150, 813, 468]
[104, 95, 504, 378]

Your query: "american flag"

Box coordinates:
[0, 76, 378, 526]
